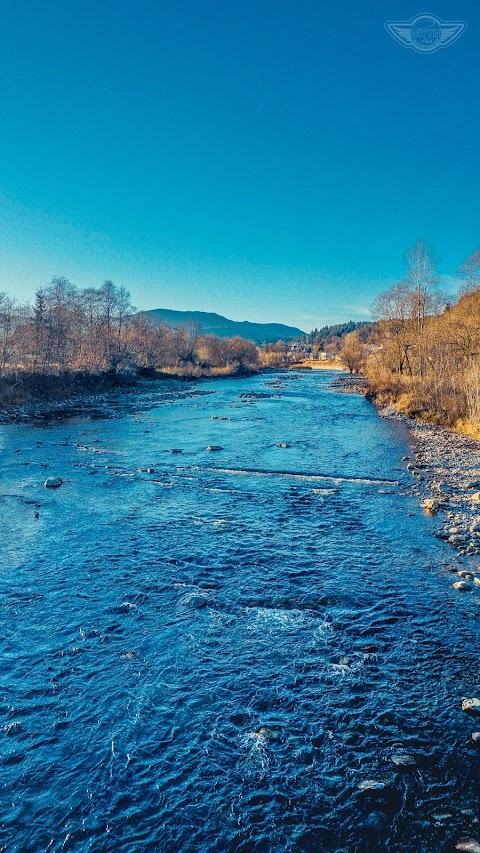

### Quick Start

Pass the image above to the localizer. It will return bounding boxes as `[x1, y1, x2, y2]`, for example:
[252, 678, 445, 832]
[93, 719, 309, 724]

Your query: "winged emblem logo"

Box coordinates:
[385, 13, 467, 53]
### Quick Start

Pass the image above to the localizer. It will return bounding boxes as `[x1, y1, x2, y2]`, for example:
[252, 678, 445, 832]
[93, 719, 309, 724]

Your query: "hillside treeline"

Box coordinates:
[354, 241, 480, 435]
[0, 277, 259, 382]
[305, 320, 373, 347]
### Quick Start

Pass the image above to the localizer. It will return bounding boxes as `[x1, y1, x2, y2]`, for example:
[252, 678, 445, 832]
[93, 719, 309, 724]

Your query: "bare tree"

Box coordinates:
[0, 293, 15, 371]
[340, 331, 364, 373]
[459, 247, 480, 295]
[405, 240, 439, 321]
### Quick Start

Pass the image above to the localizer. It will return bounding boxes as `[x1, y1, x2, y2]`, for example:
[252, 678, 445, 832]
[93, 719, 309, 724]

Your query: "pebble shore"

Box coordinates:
[332, 375, 480, 568]
[378, 403, 480, 566]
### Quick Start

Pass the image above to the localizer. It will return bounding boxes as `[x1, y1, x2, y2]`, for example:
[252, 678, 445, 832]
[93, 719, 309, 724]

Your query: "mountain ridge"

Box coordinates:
[139, 308, 305, 343]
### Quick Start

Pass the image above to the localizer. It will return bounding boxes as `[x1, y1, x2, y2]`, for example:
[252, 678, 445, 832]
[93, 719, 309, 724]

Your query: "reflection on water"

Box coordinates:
[0, 371, 479, 852]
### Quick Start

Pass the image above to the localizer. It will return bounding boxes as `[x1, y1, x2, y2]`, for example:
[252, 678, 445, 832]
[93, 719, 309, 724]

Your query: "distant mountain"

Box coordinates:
[140, 308, 305, 343]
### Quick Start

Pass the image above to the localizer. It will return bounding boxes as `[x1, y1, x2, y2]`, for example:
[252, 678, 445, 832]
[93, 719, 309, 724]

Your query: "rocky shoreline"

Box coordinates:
[0, 366, 264, 424]
[0, 386, 135, 424]
[329, 374, 367, 393]
[378, 403, 480, 567]
[332, 375, 480, 570]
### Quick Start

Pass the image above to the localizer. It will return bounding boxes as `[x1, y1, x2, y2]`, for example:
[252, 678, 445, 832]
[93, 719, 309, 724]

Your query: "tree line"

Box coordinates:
[340, 241, 480, 435]
[305, 320, 373, 348]
[0, 277, 259, 377]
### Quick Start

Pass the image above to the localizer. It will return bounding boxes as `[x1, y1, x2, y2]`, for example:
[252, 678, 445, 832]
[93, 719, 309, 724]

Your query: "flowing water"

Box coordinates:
[1, 370, 479, 853]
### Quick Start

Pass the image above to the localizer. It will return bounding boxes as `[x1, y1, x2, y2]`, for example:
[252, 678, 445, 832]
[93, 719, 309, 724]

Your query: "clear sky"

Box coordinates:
[0, 0, 478, 330]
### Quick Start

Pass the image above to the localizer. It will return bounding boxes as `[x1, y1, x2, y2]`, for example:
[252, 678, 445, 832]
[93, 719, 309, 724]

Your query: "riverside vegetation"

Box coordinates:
[0, 277, 265, 408]
[340, 241, 480, 439]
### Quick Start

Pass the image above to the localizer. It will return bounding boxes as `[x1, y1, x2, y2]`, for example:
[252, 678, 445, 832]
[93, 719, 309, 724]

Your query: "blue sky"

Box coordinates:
[0, 0, 478, 330]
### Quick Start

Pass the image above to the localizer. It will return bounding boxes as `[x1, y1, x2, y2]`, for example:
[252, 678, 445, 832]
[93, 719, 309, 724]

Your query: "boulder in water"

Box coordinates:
[455, 841, 480, 853]
[44, 477, 63, 488]
[449, 535, 467, 547]
[276, 442, 290, 448]
[207, 445, 223, 452]
[452, 581, 472, 591]
[462, 698, 480, 715]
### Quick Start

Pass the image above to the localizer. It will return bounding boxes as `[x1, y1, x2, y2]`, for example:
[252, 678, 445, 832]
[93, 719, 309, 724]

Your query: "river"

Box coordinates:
[1, 370, 479, 853]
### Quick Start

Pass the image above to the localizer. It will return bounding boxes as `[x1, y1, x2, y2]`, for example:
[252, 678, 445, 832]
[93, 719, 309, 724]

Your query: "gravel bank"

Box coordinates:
[378, 404, 480, 564]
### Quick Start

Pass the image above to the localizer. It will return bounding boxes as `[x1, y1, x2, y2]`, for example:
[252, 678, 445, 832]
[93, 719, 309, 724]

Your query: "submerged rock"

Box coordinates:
[257, 726, 279, 740]
[471, 732, 480, 743]
[358, 780, 386, 792]
[361, 811, 389, 831]
[391, 753, 416, 767]
[44, 477, 63, 488]
[276, 442, 290, 448]
[180, 593, 209, 609]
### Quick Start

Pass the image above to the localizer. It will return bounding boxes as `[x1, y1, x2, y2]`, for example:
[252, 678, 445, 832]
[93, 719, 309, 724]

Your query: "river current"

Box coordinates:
[1, 370, 479, 853]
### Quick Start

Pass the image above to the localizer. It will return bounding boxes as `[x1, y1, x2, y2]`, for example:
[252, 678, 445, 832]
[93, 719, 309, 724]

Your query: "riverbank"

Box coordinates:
[333, 374, 480, 563]
[290, 359, 346, 371]
[0, 370, 134, 423]
[0, 365, 259, 423]
[378, 403, 480, 562]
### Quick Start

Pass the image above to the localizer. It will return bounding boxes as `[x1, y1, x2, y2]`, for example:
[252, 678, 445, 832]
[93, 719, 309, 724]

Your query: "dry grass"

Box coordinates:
[452, 418, 480, 440]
